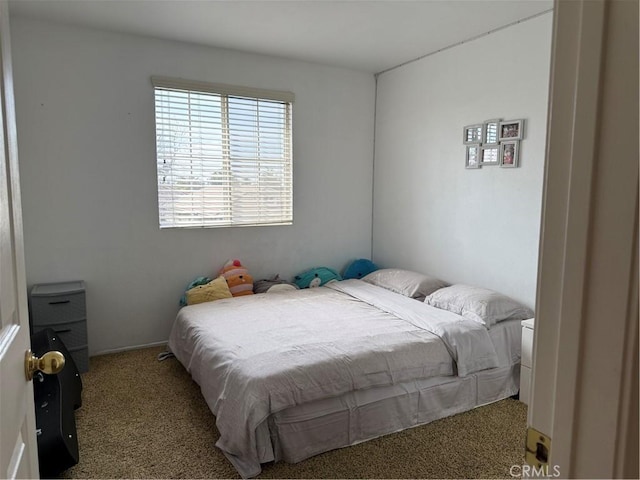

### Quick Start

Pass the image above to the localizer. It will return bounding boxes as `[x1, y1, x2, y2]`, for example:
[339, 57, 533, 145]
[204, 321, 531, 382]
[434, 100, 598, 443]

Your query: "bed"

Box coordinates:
[168, 274, 530, 478]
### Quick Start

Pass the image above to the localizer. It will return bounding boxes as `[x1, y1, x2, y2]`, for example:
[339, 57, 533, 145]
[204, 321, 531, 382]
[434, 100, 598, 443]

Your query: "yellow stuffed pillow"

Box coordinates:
[186, 276, 233, 305]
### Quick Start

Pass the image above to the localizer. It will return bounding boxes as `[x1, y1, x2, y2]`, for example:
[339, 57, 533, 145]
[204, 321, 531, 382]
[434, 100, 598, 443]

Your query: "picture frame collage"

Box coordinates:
[463, 119, 524, 169]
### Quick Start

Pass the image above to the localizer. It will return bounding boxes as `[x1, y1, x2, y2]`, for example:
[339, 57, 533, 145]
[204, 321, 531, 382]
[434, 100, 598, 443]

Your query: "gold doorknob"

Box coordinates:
[25, 349, 65, 381]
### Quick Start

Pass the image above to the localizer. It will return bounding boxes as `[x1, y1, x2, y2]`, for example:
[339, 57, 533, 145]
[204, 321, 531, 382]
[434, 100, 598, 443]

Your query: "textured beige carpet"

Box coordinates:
[62, 346, 527, 479]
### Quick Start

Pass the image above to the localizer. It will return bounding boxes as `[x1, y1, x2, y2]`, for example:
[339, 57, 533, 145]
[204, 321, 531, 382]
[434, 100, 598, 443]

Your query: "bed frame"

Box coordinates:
[257, 364, 519, 465]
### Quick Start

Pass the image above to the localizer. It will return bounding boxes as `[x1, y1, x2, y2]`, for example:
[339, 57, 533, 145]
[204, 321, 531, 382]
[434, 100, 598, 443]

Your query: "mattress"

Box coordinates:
[168, 280, 521, 477]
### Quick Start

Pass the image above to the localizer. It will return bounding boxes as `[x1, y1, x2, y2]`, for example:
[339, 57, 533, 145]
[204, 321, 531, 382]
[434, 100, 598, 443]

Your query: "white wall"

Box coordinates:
[373, 14, 552, 307]
[11, 17, 375, 354]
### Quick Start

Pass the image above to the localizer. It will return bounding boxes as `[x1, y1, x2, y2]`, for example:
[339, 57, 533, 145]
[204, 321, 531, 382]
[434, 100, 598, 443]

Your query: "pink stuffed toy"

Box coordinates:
[219, 259, 254, 297]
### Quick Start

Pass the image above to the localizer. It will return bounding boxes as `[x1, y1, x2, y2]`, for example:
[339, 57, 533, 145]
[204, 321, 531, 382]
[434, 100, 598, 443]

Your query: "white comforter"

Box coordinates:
[168, 279, 499, 477]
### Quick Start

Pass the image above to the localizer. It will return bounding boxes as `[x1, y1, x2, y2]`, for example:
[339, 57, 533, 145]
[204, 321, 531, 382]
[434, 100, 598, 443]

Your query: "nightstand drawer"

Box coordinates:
[30, 281, 89, 373]
[31, 292, 86, 325]
[32, 320, 87, 350]
[522, 326, 534, 368]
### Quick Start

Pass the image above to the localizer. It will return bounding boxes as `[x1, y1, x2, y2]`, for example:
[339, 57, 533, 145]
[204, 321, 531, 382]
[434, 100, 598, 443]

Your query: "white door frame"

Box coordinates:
[531, 0, 638, 477]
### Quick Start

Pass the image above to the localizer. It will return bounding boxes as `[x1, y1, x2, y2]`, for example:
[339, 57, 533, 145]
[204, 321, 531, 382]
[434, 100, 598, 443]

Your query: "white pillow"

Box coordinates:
[362, 268, 448, 300]
[424, 284, 534, 327]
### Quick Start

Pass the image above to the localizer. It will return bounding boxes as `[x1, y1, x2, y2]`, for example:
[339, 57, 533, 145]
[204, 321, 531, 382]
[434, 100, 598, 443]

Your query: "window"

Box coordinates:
[152, 76, 293, 228]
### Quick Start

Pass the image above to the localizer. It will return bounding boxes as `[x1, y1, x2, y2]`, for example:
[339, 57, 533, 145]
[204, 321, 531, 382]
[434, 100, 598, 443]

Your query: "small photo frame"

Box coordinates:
[466, 144, 481, 169]
[463, 124, 483, 145]
[483, 119, 501, 146]
[500, 140, 519, 168]
[499, 119, 524, 140]
[480, 146, 500, 165]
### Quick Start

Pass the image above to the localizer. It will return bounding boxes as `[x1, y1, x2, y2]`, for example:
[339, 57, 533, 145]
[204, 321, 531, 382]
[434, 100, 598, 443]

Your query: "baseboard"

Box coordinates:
[92, 340, 168, 357]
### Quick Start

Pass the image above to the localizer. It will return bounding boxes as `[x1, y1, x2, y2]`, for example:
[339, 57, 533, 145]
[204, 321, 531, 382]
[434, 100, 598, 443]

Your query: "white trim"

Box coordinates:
[531, 0, 639, 477]
[531, 0, 606, 461]
[92, 340, 167, 357]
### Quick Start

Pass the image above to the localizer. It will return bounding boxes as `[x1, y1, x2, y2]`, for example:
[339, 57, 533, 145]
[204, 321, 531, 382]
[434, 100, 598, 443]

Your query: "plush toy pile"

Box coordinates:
[181, 258, 380, 306]
[182, 259, 254, 306]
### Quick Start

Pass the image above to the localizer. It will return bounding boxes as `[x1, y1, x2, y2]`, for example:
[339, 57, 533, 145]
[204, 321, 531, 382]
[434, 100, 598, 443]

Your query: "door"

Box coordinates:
[530, 0, 638, 477]
[0, 1, 39, 478]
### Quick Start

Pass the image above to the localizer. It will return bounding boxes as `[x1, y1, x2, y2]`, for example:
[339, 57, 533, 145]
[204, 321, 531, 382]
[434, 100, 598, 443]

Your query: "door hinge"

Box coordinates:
[525, 427, 551, 468]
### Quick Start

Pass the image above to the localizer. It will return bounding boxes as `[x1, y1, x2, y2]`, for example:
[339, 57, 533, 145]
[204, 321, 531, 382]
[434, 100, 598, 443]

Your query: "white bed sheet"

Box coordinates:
[488, 318, 523, 366]
[261, 321, 522, 467]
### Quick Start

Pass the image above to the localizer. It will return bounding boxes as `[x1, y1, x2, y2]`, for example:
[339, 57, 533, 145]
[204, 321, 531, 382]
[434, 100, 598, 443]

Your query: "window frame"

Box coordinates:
[151, 76, 294, 229]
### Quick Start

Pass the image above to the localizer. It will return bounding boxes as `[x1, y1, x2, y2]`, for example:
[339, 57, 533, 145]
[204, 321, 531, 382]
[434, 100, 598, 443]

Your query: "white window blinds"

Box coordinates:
[152, 76, 293, 228]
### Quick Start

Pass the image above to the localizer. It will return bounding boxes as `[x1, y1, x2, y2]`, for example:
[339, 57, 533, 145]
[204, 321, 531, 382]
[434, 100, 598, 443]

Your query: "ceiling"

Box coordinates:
[9, 0, 553, 73]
